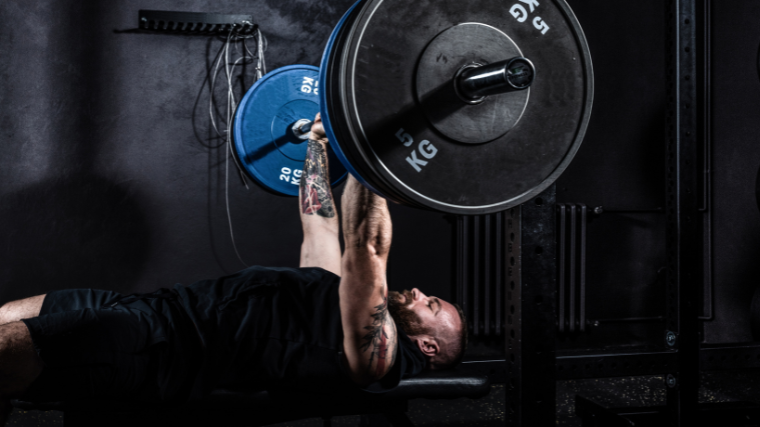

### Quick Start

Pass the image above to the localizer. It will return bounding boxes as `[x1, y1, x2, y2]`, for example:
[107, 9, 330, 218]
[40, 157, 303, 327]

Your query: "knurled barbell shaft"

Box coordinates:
[457, 57, 535, 100]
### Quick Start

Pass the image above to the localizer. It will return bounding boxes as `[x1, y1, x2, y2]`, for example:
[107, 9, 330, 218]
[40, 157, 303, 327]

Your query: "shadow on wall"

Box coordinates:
[0, 173, 151, 304]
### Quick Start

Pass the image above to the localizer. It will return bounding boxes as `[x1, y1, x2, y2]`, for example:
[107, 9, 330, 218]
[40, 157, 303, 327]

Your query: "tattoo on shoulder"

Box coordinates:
[359, 295, 398, 378]
[300, 139, 336, 218]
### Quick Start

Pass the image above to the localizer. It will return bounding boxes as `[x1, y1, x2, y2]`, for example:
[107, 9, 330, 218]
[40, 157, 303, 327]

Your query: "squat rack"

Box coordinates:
[457, 0, 760, 425]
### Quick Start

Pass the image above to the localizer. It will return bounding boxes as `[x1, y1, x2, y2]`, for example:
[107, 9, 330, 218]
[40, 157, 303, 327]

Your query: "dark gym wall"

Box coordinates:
[556, 0, 760, 347]
[703, 0, 760, 343]
[0, 0, 452, 304]
[555, 0, 668, 350]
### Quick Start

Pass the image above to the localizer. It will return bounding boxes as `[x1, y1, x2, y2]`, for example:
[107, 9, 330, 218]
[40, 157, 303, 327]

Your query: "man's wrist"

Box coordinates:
[309, 135, 329, 146]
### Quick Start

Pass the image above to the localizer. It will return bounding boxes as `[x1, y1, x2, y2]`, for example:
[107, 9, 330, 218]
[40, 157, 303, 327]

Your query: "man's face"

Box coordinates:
[388, 288, 461, 341]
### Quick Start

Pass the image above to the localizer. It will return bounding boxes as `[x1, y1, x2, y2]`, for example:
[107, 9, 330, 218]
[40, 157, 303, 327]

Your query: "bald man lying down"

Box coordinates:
[0, 114, 467, 425]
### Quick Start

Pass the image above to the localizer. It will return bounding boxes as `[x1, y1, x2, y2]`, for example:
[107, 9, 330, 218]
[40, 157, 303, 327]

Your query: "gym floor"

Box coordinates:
[7, 372, 760, 426]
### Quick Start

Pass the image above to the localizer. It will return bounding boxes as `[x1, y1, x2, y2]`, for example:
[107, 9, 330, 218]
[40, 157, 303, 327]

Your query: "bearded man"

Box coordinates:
[0, 114, 468, 426]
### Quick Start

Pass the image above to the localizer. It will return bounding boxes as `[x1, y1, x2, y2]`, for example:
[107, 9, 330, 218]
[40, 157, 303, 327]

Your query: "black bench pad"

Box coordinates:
[12, 369, 490, 413]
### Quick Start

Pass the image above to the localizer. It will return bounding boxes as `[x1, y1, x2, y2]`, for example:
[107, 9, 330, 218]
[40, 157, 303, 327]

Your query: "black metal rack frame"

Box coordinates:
[456, 0, 760, 425]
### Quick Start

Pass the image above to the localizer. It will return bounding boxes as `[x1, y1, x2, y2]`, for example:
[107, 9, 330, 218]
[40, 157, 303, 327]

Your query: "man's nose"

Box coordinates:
[411, 288, 427, 301]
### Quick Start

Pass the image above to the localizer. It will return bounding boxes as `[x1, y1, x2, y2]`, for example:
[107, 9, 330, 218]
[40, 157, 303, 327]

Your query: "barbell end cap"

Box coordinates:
[291, 119, 313, 141]
[456, 57, 535, 101]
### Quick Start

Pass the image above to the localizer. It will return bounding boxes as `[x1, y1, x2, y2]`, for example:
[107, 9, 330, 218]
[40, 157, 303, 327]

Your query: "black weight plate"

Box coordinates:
[335, 0, 594, 214]
[319, 0, 374, 191]
[327, 6, 423, 207]
[322, 0, 415, 205]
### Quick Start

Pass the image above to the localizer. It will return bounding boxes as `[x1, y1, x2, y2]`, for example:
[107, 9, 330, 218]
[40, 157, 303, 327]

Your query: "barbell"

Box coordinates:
[232, 0, 594, 215]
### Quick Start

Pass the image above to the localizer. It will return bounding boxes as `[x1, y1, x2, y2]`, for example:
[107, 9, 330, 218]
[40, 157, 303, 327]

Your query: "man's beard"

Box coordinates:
[388, 290, 430, 337]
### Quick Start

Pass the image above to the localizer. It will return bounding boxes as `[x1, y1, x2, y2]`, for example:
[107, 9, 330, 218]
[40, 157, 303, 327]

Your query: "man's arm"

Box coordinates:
[299, 113, 342, 276]
[339, 175, 399, 386]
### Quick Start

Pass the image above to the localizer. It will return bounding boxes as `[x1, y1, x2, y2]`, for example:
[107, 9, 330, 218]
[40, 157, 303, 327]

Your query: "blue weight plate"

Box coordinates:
[319, 0, 384, 194]
[234, 65, 348, 197]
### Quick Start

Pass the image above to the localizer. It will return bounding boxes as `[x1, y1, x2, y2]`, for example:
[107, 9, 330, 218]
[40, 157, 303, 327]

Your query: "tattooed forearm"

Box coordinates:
[358, 295, 398, 377]
[300, 139, 336, 218]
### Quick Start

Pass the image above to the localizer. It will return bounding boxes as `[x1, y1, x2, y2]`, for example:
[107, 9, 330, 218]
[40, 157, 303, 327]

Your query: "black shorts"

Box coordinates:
[20, 288, 203, 404]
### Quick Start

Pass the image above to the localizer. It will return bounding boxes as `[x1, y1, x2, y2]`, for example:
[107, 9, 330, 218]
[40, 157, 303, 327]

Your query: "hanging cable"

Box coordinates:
[204, 26, 267, 268]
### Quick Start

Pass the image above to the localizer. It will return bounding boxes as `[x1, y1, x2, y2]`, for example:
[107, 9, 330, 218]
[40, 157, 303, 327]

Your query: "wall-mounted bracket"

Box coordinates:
[138, 10, 256, 35]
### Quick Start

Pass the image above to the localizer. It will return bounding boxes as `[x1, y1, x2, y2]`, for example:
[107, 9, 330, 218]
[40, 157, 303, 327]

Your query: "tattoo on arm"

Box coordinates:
[359, 295, 398, 377]
[300, 139, 336, 218]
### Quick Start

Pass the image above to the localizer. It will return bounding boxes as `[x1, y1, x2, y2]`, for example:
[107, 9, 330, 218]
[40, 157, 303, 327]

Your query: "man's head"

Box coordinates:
[388, 289, 468, 370]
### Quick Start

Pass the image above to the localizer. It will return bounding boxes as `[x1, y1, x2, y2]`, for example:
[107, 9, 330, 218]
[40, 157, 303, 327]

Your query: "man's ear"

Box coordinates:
[414, 335, 440, 357]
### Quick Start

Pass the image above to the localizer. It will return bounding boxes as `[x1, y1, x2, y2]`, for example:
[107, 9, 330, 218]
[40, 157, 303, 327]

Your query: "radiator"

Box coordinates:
[455, 213, 507, 339]
[455, 204, 586, 340]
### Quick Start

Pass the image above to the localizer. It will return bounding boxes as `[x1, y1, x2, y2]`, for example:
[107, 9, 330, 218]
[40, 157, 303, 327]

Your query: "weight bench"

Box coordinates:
[12, 370, 490, 427]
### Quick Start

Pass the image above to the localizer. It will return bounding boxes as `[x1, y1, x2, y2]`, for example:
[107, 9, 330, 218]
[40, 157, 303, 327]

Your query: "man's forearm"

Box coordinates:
[299, 138, 339, 234]
[341, 176, 391, 257]
[298, 114, 341, 275]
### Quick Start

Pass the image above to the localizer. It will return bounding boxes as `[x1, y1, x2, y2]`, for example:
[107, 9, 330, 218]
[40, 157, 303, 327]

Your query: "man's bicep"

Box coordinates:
[340, 255, 398, 384]
[356, 297, 399, 380]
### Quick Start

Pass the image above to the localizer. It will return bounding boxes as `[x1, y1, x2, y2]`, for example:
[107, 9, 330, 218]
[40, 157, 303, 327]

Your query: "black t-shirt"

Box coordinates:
[173, 266, 426, 397]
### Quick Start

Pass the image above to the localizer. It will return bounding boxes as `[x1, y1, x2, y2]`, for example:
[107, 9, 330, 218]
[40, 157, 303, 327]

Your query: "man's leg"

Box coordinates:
[0, 296, 45, 325]
[0, 321, 44, 426]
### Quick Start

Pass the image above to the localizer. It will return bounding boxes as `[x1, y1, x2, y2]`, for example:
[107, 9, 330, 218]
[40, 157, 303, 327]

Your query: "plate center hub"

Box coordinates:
[415, 23, 530, 145]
